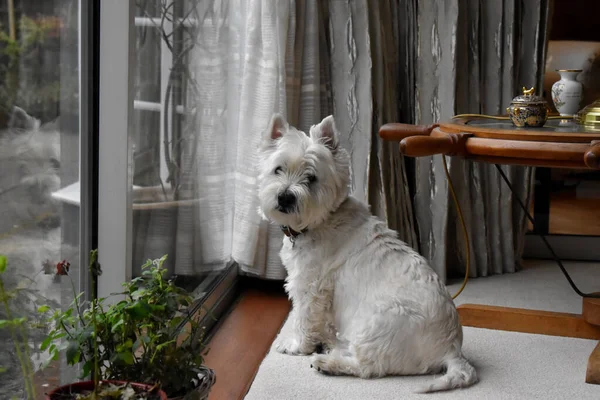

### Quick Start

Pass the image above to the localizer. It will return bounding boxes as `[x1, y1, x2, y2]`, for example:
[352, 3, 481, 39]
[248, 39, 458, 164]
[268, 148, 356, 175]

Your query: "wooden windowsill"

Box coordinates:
[203, 280, 290, 400]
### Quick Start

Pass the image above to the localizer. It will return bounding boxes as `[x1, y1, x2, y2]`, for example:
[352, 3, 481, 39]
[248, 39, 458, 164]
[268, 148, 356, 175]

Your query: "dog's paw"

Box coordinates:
[273, 334, 314, 355]
[315, 342, 334, 354]
[309, 354, 335, 375]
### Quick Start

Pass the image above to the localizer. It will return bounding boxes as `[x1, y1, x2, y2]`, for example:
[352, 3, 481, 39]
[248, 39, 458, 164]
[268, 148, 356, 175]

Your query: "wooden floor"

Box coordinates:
[203, 287, 290, 400]
[548, 189, 600, 236]
[528, 184, 600, 236]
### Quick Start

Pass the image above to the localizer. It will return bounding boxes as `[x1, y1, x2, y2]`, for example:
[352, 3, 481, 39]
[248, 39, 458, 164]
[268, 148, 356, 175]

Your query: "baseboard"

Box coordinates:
[524, 234, 600, 261]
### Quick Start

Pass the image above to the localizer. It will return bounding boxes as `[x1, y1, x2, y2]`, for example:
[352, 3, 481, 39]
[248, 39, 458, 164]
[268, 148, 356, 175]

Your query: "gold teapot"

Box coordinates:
[506, 87, 549, 128]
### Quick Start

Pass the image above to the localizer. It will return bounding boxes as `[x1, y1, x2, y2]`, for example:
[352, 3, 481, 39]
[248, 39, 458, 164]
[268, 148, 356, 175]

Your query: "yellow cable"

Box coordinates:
[440, 112, 574, 299]
[442, 154, 470, 300]
[452, 113, 572, 121]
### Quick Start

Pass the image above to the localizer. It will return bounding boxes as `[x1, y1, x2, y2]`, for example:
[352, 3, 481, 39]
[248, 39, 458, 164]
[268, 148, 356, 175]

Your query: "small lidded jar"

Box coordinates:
[506, 87, 549, 128]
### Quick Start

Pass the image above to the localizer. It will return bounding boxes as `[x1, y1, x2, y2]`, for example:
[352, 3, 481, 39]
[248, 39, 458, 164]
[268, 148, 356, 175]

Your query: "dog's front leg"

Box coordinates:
[274, 288, 334, 355]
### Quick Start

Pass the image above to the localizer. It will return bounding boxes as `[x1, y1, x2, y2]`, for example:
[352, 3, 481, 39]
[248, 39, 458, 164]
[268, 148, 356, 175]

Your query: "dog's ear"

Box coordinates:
[310, 115, 339, 151]
[8, 106, 40, 131]
[263, 113, 288, 145]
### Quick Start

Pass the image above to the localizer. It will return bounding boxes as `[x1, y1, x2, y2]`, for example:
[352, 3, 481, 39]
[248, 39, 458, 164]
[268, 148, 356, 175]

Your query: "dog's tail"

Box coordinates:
[414, 356, 477, 393]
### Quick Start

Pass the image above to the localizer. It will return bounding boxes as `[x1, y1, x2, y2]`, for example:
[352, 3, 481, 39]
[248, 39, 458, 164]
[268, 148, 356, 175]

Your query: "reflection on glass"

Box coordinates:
[548, 169, 600, 236]
[0, 1, 80, 395]
[131, 2, 232, 295]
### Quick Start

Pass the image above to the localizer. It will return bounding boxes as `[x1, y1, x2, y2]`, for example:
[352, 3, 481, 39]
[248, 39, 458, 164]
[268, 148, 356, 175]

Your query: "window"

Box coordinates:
[97, 0, 236, 337]
[1, 1, 237, 395]
[0, 0, 90, 392]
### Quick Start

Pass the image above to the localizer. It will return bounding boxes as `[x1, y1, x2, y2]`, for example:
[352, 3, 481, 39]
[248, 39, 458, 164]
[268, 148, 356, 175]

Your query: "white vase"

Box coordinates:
[551, 69, 583, 116]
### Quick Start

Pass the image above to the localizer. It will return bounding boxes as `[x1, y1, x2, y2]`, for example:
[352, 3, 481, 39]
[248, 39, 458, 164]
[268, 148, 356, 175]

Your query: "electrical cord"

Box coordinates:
[493, 164, 600, 299]
[452, 113, 573, 121]
[443, 154, 470, 300]
[443, 112, 596, 299]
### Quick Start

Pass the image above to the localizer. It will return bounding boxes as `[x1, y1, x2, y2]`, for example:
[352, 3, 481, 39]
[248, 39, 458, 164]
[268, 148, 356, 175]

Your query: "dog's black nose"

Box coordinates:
[277, 192, 296, 212]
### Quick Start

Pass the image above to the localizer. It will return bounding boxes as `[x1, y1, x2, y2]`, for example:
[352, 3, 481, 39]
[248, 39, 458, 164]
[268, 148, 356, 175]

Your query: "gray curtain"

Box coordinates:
[409, 0, 552, 281]
[327, 0, 418, 247]
[129, 0, 551, 282]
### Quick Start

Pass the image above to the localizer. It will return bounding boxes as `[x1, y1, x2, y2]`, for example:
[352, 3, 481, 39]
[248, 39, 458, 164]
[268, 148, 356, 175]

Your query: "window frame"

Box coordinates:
[97, 0, 136, 298]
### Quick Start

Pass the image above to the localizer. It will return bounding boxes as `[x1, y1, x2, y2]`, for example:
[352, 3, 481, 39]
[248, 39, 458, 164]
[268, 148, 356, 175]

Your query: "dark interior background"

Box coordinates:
[549, 0, 600, 42]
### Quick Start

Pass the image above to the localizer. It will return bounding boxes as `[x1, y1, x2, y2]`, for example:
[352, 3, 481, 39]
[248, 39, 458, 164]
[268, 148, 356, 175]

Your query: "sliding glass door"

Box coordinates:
[97, 0, 237, 332]
[0, 1, 237, 396]
[0, 0, 96, 393]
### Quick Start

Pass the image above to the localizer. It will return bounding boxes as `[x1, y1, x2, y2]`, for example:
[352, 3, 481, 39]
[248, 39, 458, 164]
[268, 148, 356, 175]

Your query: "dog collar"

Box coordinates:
[281, 225, 307, 241]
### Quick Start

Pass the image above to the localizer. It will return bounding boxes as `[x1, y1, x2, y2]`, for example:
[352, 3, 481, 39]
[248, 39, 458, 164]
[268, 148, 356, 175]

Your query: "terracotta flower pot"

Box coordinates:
[45, 380, 168, 400]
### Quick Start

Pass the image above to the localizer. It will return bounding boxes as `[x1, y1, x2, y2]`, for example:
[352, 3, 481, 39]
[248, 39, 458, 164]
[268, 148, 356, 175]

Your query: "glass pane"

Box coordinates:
[130, 3, 233, 303]
[0, 0, 82, 396]
[548, 168, 600, 236]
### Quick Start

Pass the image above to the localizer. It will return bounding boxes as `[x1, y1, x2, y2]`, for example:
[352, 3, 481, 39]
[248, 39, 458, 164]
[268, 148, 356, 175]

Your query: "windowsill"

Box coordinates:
[51, 181, 144, 207]
[51, 181, 82, 206]
[202, 281, 289, 400]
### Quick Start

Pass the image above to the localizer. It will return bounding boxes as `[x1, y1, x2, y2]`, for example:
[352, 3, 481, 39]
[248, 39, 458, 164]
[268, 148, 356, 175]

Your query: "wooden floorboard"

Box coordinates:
[203, 288, 290, 400]
[458, 303, 600, 340]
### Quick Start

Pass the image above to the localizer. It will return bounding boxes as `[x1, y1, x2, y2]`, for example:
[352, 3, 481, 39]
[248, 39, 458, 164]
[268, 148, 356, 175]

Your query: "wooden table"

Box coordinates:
[379, 116, 600, 385]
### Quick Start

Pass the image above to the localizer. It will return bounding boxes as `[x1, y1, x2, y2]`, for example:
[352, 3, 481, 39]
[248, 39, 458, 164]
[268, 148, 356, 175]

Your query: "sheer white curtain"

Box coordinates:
[172, 0, 331, 278]
[133, 0, 416, 279]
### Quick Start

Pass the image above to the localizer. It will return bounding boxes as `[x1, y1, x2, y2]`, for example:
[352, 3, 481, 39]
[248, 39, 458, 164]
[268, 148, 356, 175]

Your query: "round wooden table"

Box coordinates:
[379, 116, 600, 170]
[379, 115, 600, 385]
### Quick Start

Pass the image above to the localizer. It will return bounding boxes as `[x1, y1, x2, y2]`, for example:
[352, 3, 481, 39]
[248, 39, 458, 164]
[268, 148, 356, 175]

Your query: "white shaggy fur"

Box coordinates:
[256, 114, 477, 393]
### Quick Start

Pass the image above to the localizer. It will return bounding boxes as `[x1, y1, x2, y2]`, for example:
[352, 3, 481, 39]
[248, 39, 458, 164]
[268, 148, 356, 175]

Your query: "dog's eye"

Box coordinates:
[307, 174, 317, 184]
[274, 166, 283, 175]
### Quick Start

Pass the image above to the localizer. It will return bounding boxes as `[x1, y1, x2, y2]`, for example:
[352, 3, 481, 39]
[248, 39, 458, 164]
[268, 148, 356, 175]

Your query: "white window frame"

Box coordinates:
[97, 2, 193, 296]
[97, 0, 136, 297]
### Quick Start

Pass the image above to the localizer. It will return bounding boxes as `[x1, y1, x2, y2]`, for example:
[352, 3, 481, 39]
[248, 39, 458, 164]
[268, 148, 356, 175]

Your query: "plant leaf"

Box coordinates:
[65, 341, 81, 365]
[37, 305, 50, 313]
[40, 335, 53, 351]
[81, 361, 92, 379]
[111, 318, 124, 333]
[0, 255, 6, 274]
[118, 351, 135, 365]
[125, 301, 152, 318]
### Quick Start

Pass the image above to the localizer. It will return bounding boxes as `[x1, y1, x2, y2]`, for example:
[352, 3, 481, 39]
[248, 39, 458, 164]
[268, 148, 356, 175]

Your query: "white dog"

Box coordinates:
[256, 114, 477, 393]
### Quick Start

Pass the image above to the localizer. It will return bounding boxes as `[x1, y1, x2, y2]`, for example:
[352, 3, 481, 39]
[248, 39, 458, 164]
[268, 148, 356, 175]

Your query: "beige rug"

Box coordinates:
[245, 260, 600, 400]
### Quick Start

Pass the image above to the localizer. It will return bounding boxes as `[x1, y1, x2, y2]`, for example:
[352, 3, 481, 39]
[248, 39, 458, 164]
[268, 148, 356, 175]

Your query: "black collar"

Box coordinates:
[281, 225, 307, 240]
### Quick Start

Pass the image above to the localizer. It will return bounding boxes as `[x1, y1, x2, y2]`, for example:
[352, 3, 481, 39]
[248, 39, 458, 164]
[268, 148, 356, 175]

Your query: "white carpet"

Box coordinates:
[245, 260, 600, 400]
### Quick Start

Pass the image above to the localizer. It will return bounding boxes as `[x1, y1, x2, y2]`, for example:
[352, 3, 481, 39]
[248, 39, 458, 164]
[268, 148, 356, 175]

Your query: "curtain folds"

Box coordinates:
[413, 0, 551, 281]
[132, 0, 551, 282]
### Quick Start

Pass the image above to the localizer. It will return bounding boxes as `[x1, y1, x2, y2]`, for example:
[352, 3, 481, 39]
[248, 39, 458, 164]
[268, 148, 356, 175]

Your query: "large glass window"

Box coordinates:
[129, 0, 237, 319]
[0, 0, 86, 395]
[96, 0, 236, 338]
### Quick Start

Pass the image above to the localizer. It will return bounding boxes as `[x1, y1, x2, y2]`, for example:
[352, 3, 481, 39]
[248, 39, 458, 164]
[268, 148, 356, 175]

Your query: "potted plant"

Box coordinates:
[0, 254, 60, 400]
[0, 254, 36, 399]
[39, 251, 168, 399]
[41, 251, 215, 400]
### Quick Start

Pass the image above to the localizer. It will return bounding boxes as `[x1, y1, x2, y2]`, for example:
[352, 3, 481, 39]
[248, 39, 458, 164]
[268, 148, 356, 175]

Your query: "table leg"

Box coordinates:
[584, 295, 600, 384]
[587, 342, 600, 384]
[457, 304, 600, 340]
[457, 294, 600, 385]
[460, 165, 600, 384]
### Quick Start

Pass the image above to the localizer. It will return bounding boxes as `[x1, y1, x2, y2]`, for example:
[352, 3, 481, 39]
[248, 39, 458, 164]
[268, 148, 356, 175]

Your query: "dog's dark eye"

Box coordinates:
[274, 166, 283, 175]
[307, 174, 317, 184]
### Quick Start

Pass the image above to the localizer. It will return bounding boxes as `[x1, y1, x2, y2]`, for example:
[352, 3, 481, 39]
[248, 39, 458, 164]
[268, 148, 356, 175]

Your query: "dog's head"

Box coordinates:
[257, 114, 350, 231]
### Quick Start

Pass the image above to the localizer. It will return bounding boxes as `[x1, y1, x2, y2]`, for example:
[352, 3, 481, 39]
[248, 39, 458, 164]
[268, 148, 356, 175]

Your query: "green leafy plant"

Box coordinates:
[0, 254, 60, 400]
[42, 254, 210, 399]
[0, 254, 61, 400]
[0, 254, 36, 400]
